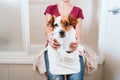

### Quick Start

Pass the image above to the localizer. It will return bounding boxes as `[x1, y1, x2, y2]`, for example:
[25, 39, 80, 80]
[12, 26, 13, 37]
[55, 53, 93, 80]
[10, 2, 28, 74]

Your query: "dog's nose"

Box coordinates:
[59, 30, 65, 37]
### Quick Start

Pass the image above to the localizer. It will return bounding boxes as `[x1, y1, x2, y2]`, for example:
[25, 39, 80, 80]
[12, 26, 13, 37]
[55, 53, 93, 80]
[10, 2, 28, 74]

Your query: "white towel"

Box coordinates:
[48, 45, 80, 75]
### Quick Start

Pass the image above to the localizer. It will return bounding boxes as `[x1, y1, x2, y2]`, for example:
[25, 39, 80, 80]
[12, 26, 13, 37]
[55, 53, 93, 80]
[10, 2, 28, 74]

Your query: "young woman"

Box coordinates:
[44, 0, 84, 80]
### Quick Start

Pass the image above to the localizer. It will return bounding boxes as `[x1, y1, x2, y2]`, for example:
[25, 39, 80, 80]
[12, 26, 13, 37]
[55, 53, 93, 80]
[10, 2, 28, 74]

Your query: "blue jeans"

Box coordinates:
[44, 50, 84, 80]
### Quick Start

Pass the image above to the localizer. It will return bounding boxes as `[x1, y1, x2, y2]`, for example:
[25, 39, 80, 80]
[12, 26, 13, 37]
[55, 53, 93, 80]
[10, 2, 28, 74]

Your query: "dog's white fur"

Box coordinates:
[53, 16, 76, 51]
[47, 16, 84, 74]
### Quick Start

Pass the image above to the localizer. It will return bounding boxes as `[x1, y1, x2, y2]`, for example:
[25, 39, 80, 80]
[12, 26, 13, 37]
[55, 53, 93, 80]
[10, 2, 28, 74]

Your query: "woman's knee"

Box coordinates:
[48, 74, 64, 80]
[67, 73, 81, 80]
[67, 70, 84, 80]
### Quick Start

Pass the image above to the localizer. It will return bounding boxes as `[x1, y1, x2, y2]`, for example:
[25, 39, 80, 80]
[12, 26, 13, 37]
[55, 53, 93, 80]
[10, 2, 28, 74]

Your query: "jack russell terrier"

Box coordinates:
[47, 15, 85, 74]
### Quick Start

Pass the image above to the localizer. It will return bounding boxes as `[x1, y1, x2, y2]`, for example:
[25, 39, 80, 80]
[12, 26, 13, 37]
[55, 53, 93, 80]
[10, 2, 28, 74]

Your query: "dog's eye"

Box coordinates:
[54, 23, 58, 27]
[64, 22, 70, 26]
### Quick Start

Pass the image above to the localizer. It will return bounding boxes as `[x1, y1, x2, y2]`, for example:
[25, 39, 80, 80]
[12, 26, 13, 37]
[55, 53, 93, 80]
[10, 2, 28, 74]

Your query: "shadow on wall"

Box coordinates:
[81, 0, 99, 52]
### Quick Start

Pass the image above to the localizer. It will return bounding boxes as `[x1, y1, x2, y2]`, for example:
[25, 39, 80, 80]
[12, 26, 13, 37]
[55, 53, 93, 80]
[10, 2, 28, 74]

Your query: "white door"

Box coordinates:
[102, 0, 120, 80]
[105, 0, 120, 57]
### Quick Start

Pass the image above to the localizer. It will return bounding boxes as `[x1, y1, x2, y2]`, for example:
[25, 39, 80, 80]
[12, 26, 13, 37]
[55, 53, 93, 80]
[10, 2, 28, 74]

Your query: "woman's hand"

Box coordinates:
[47, 33, 60, 49]
[70, 37, 80, 51]
[70, 41, 79, 51]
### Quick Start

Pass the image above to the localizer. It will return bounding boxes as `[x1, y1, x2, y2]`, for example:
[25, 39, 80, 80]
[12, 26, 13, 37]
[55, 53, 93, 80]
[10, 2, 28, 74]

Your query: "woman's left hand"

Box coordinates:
[70, 40, 79, 51]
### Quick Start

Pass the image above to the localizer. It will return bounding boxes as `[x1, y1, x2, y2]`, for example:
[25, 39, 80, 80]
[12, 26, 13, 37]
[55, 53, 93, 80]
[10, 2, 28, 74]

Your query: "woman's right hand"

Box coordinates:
[47, 33, 60, 49]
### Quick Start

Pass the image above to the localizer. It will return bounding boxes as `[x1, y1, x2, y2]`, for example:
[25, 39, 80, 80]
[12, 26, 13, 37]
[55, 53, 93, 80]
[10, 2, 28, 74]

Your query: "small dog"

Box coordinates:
[47, 15, 79, 51]
[47, 15, 84, 74]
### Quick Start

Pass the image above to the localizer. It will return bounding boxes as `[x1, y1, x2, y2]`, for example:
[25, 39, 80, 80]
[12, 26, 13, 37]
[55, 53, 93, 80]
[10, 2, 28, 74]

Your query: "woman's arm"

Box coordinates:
[70, 18, 82, 50]
[45, 14, 53, 37]
[75, 18, 82, 43]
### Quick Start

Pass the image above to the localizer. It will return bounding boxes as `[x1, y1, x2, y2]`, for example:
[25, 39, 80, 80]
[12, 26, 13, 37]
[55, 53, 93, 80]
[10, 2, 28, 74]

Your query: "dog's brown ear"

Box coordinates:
[47, 16, 54, 27]
[68, 15, 78, 26]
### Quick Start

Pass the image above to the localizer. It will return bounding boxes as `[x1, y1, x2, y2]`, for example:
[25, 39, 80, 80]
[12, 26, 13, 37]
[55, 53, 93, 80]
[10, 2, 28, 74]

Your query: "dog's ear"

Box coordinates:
[47, 16, 54, 27]
[68, 15, 78, 26]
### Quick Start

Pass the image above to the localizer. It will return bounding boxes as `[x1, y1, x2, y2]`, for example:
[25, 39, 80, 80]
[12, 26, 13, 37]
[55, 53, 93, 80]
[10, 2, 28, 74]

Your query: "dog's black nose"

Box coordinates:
[59, 30, 65, 37]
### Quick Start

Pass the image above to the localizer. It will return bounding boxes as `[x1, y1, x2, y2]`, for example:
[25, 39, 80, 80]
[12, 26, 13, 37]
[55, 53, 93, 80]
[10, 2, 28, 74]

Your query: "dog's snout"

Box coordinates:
[59, 30, 65, 38]
[60, 30, 65, 35]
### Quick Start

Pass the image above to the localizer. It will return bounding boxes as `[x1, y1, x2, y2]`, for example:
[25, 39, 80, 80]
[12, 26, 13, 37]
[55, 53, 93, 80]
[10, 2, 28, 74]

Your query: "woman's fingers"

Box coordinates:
[70, 46, 77, 51]
[70, 42, 78, 47]
[70, 42, 78, 50]
[49, 38, 60, 49]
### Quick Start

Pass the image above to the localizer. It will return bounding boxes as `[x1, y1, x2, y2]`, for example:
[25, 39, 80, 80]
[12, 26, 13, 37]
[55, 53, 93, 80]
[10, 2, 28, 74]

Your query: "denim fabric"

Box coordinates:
[44, 50, 84, 80]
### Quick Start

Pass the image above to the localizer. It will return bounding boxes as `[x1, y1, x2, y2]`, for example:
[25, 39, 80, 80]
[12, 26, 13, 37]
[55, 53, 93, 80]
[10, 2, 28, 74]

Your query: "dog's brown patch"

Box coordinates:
[61, 16, 78, 31]
[47, 15, 78, 31]
[68, 15, 78, 26]
[47, 16, 54, 27]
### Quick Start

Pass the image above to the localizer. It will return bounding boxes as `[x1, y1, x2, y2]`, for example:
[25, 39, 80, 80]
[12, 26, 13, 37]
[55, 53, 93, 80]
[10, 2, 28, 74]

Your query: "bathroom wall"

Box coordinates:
[0, 0, 103, 80]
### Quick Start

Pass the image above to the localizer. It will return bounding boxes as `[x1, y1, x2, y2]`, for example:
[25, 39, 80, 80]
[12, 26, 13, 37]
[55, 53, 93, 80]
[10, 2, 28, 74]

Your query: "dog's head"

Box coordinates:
[47, 15, 78, 39]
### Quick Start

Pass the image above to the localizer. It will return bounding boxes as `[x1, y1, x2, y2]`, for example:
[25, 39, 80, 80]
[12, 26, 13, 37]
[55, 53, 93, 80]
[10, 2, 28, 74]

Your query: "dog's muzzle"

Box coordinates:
[59, 30, 66, 38]
[66, 51, 73, 53]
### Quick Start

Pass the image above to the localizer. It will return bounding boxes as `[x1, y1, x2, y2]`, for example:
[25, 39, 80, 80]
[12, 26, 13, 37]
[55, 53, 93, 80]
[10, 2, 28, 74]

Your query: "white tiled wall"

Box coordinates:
[9, 65, 35, 80]
[0, 65, 9, 80]
[0, 64, 103, 80]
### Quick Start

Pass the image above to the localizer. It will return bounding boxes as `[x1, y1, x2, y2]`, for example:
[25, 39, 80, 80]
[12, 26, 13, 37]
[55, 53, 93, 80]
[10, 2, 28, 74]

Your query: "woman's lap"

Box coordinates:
[67, 55, 84, 80]
[44, 50, 84, 80]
